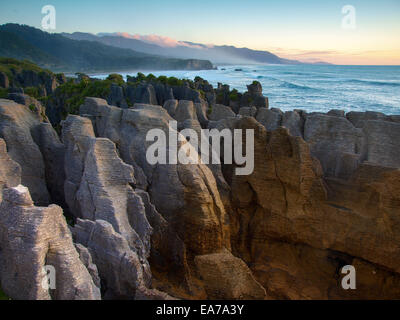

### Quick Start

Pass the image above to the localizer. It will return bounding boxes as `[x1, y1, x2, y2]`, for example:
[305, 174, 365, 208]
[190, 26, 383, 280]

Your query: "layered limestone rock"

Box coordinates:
[0, 99, 50, 205]
[347, 111, 389, 128]
[239, 106, 257, 117]
[79, 98, 231, 257]
[172, 84, 204, 103]
[208, 104, 236, 121]
[172, 100, 204, 135]
[126, 83, 158, 106]
[62, 114, 175, 299]
[0, 72, 9, 89]
[220, 116, 400, 299]
[78, 98, 268, 298]
[62, 115, 152, 255]
[3, 82, 400, 301]
[7, 93, 48, 122]
[135, 190, 191, 289]
[194, 250, 267, 300]
[75, 244, 101, 289]
[14, 69, 58, 95]
[0, 138, 21, 203]
[282, 110, 303, 137]
[255, 108, 400, 179]
[163, 99, 178, 118]
[194, 101, 209, 128]
[304, 114, 364, 178]
[107, 83, 128, 108]
[255, 108, 282, 131]
[72, 219, 171, 300]
[361, 120, 400, 168]
[31, 122, 66, 207]
[0, 185, 100, 300]
[173, 100, 198, 123]
[240, 81, 269, 109]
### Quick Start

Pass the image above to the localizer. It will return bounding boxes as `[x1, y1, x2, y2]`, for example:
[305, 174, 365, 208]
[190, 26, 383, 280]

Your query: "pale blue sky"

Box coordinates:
[1, 0, 399, 64]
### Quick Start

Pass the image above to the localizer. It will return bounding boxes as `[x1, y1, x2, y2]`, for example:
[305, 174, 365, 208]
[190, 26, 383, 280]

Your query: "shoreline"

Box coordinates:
[1, 58, 400, 300]
[86, 64, 400, 115]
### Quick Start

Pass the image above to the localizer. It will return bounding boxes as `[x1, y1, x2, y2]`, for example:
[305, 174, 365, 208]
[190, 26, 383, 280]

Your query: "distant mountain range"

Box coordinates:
[0, 24, 214, 73]
[0, 23, 316, 75]
[62, 31, 302, 65]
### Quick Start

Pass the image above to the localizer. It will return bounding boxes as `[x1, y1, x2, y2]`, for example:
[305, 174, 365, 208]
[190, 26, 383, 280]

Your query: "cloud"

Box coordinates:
[266, 47, 400, 65]
[293, 50, 340, 56]
[102, 32, 205, 49]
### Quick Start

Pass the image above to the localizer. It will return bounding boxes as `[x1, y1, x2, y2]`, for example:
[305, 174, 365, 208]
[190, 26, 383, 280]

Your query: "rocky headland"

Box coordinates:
[0, 59, 399, 300]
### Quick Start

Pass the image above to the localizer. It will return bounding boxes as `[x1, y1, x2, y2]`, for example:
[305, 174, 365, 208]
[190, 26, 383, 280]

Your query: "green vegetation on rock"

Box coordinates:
[24, 86, 41, 99]
[216, 92, 225, 104]
[127, 73, 187, 87]
[0, 24, 214, 73]
[229, 89, 239, 102]
[0, 286, 9, 300]
[0, 87, 8, 98]
[52, 78, 112, 117]
[0, 57, 53, 84]
[106, 74, 124, 86]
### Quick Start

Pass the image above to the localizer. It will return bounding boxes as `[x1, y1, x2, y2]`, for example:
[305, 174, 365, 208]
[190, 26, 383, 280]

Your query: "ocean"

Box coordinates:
[92, 65, 400, 115]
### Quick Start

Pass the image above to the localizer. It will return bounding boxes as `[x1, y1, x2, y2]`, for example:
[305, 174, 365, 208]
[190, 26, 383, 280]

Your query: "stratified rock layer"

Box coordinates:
[0, 138, 21, 202]
[223, 115, 400, 299]
[62, 114, 163, 299]
[0, 99, 50, 205]
[194, 250, 267, 300]
[79, 98, 231, 257]
[2, 70, 400, 301]
[0, 185, 100, 300]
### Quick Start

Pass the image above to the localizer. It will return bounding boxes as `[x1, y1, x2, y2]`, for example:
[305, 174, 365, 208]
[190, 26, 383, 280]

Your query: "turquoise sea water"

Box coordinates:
[93, 65, 400, 115]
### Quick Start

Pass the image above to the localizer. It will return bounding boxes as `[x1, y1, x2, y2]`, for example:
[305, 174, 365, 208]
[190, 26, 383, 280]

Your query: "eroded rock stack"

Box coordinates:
[0, 99, 50, 205]
[77, 97, 267, 299]
[0, 138, 21, 202]
[0, 77, 399, 300]
[212, 113, 400, 299]
[0, 185, 100, 300]
[61, 114, 167, 299]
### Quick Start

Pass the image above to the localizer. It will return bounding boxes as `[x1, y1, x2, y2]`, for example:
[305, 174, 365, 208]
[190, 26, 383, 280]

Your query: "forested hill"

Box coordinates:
[0, 24, 214, 73]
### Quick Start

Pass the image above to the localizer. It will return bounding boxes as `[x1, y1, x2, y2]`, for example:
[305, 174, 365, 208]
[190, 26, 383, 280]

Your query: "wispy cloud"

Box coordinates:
[99, 32, 205, 49]
[265, 47, 400, 64]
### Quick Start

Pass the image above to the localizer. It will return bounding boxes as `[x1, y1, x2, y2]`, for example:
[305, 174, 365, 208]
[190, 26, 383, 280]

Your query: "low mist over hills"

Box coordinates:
[63, 31, 302, 65]
[0, 24, 214, 73]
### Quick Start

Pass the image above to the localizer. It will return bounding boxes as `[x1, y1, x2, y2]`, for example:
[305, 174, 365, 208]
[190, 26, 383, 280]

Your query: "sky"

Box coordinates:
[0, 0, 399, 65]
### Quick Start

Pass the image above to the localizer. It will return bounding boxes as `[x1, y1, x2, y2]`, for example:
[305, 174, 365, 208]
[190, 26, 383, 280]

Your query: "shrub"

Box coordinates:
[75, 72, 90, 83]
[198, 89, 206, 100]
[228, 89, 239, 102]
[106, 74, 124, 86]
[167, 77, 184, 86]
[52, 78, 112, 118]
[0, 88, 8, 99]
[0, 58, 54, 85]
[0, 286, 9, 300]
[25, 86, 40, 99]
[216, 92, 224, 104]
[136, 72, 146, 82]
[146, 73, 156, 81]
[157, 75, 168, 84]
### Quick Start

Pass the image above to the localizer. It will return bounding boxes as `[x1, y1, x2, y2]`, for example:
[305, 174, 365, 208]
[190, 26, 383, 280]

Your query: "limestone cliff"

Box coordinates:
[0, 76, 399, 300]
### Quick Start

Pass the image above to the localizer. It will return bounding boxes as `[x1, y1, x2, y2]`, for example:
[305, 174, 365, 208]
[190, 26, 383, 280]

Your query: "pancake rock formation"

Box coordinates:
[0, 77, 399, 300]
